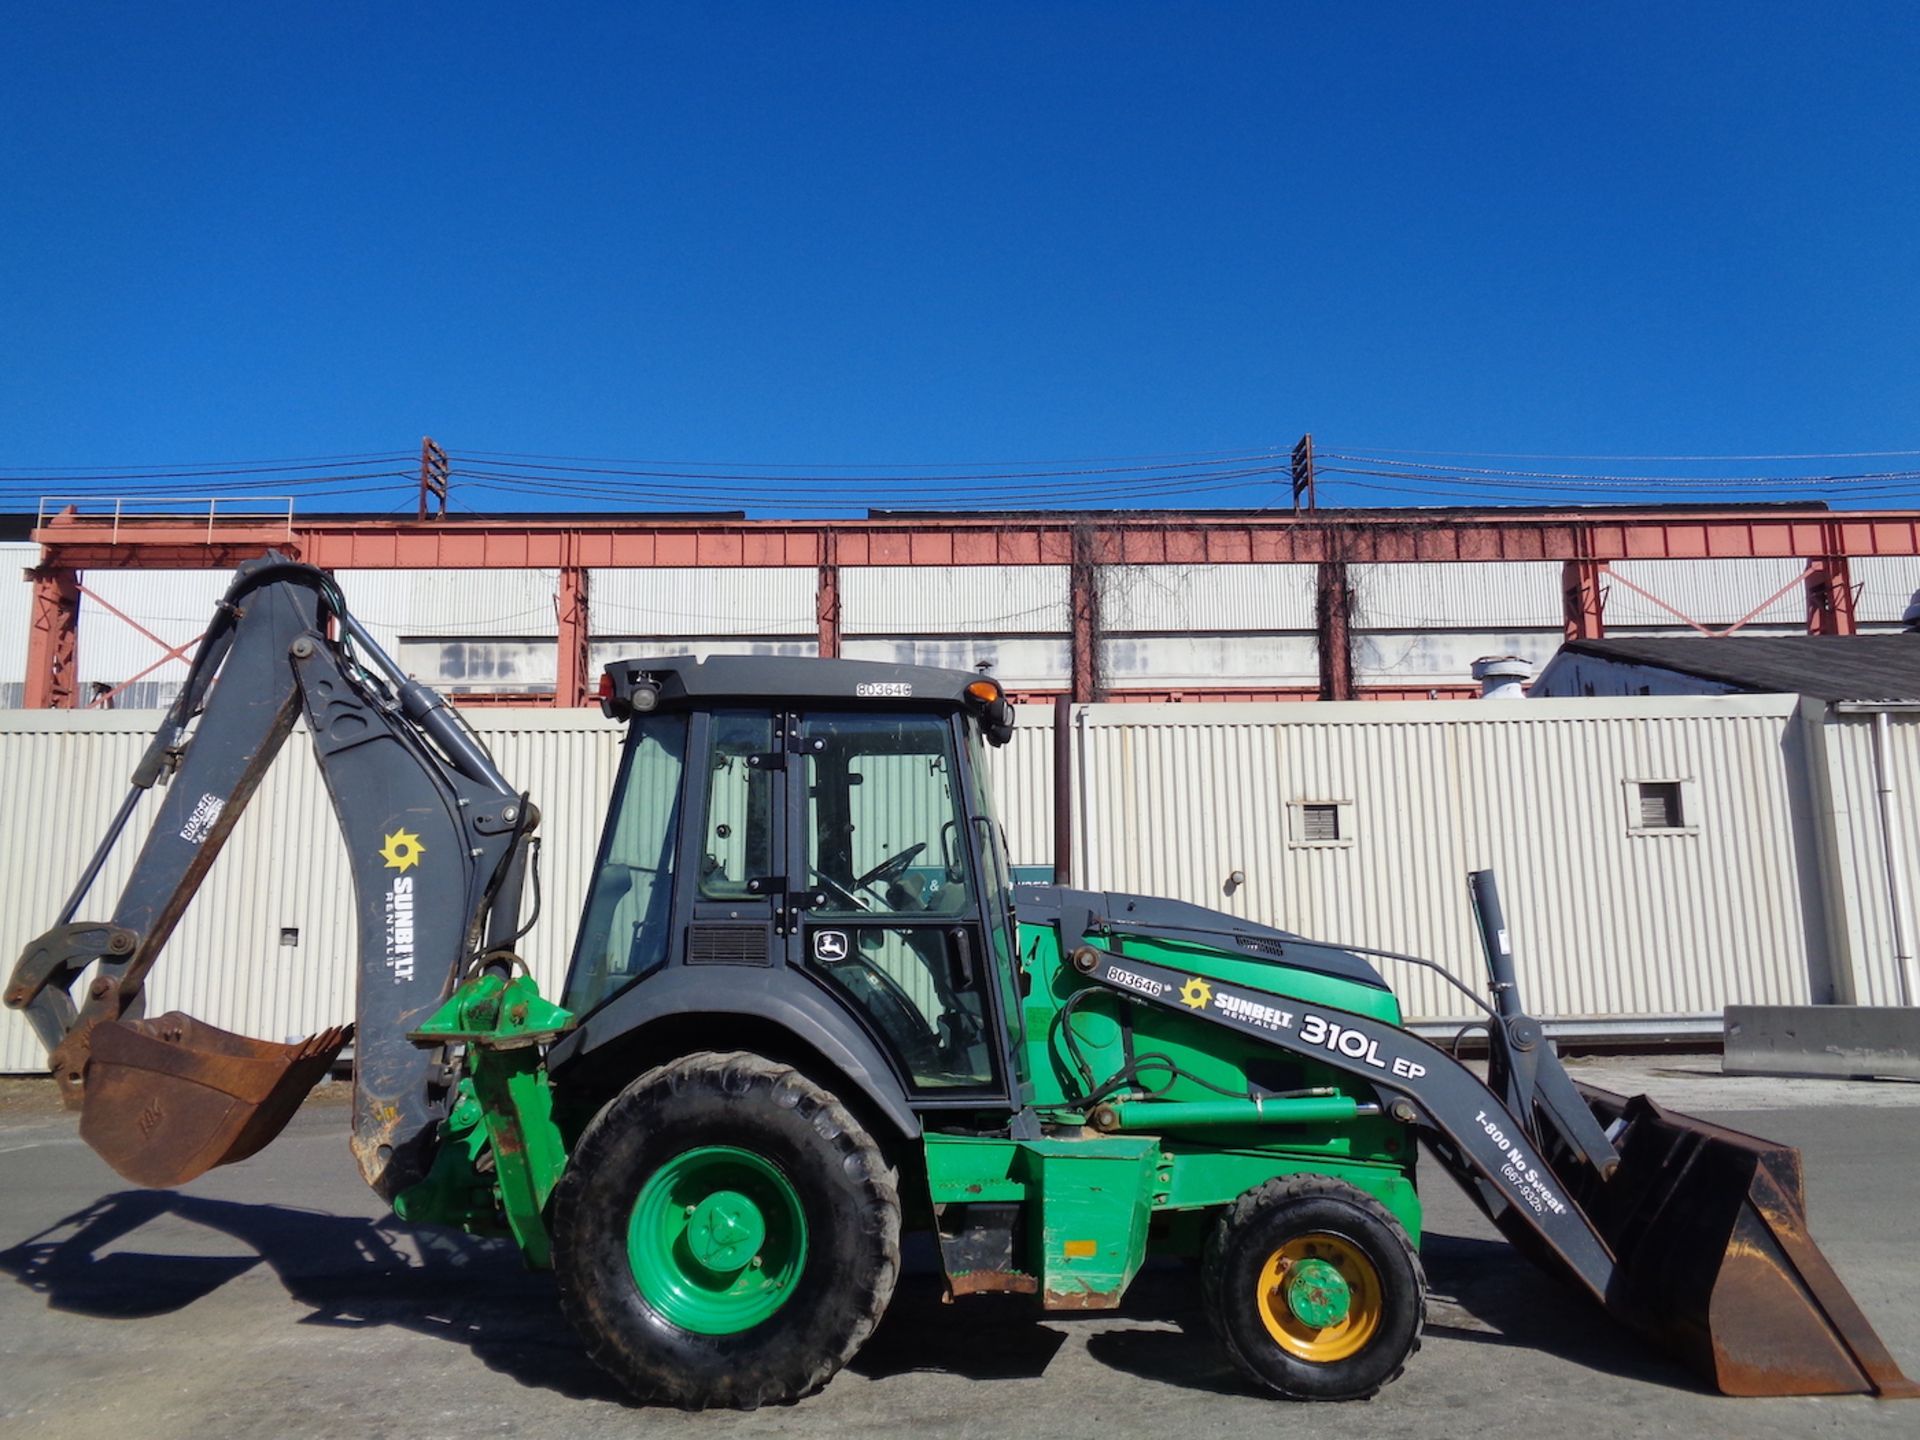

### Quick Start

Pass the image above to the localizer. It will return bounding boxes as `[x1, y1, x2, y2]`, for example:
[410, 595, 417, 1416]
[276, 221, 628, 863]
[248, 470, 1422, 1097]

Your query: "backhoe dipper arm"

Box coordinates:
[5, 554, 537, 1200]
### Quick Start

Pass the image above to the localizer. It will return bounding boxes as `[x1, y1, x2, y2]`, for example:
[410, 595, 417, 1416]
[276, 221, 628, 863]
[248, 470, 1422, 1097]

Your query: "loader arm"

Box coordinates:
[1063, 898, 1916, 1399]
[5, 553, 539, 1200]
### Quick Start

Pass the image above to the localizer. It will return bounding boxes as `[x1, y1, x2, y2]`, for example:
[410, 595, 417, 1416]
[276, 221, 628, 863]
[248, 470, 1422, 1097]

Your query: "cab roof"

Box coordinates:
[600, 654, 996, 712]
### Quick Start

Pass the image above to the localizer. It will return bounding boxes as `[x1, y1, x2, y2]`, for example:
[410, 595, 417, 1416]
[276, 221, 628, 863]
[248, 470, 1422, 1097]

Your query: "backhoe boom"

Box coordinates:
[4, 554, 538, 1199]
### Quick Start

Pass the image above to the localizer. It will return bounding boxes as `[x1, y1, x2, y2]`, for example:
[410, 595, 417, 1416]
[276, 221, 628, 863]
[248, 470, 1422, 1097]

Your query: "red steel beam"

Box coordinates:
[1806, 557, 1858, 636]
[554, 565, 591, 707]
[1315, 561, 1355, 701]
[816, 529, 841, 658]
[24, 566, 80, 708]
[1562, 558, 1606, 641]
[31, 508, 1920, 572]
[1069, 524, 1104, 703]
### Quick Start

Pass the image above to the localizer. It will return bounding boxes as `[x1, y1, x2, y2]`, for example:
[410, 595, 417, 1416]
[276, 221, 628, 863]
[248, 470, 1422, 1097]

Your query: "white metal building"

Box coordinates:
[2, 692, 1900, 1072]
[1533, 634, 1920, 1009]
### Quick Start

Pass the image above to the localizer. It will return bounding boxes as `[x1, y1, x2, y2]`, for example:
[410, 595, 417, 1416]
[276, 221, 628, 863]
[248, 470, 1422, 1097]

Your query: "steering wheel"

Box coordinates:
[809, 867, 869, 911]
[854, 841, 927, 891]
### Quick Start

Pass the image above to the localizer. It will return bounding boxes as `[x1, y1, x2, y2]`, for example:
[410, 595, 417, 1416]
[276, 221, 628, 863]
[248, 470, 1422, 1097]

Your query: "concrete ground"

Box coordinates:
[1, 1057, 1916, 1440]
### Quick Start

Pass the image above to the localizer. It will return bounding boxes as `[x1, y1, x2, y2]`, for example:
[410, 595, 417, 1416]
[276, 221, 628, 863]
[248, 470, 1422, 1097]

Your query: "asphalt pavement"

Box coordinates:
[2, 1057, 1916, 1440]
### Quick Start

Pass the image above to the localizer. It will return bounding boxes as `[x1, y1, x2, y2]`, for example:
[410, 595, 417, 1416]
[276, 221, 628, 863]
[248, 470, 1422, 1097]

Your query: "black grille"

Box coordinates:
[1302, 803, 1341, 841]
[1638, 781, 1684, 829]
[686, 924, 772, 966]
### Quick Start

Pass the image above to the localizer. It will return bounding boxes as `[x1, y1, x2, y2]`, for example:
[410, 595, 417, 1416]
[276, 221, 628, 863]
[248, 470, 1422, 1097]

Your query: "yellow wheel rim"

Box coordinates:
[1255, 1233, 1383, 1362]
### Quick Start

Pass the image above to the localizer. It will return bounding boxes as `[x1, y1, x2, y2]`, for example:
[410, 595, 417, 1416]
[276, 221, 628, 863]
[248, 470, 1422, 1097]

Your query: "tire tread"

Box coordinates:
[552, 1050, 900, 1409]
[1201, 1173, 1426, 1402]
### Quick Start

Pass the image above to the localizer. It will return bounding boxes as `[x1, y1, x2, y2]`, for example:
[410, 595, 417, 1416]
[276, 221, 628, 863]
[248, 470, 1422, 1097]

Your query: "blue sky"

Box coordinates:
[3, 4, 1917, 513]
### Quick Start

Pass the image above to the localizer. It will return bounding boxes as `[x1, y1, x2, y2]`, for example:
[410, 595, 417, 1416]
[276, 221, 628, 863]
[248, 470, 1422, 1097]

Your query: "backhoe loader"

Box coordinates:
[7, 555, 1913, 1407]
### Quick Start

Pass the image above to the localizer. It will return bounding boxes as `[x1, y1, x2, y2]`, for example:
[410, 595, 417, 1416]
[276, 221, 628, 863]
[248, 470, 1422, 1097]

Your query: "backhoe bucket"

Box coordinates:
[77, 1013, 350, 1188]
[1580, 1087, 1917, 1398]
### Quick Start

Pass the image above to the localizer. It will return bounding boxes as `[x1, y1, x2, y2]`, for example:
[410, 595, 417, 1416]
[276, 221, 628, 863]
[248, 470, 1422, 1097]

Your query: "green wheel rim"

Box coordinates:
[627, 1145, 809, 1335]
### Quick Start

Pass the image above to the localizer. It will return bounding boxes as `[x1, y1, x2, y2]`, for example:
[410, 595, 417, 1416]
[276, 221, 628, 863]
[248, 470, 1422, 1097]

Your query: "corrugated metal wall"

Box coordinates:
[1103, 565, 1314, 631]
[1818, 712, 1920, 1005]
[1352, 562, 1564, 628]
[0, 710, 621, 1073]
[1851, 557, 1920, 629]
[841, 566, 1068, 635]
[590, 567, 814, 639]
[336, 568, 562, 651]
[1066, 696, 1822, 1024]
[1605, 558, 1810, 628]
[0, 542, 37, 704]
[73, 569, 233, 691]
[0, 694, 1857, 1071]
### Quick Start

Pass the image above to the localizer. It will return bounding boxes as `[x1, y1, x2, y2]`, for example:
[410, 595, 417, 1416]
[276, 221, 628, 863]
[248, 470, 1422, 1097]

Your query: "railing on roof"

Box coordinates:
[35, 495, 296, 547]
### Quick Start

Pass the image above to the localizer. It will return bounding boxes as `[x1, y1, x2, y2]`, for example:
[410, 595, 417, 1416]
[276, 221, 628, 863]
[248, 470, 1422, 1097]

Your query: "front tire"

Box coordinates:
[552, 1051, 901, 1408]
[1202, 1174, 1425, 1401]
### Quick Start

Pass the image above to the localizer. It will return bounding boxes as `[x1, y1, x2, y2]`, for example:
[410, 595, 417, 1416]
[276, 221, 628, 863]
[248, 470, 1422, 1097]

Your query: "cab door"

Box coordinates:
[784, 710, 1008, 1104]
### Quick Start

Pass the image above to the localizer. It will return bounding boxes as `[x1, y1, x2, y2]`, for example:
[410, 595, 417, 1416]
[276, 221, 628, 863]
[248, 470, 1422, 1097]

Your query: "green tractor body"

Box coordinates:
[389, 653, 1915, 1407]
[918, 908, 1420, 1310]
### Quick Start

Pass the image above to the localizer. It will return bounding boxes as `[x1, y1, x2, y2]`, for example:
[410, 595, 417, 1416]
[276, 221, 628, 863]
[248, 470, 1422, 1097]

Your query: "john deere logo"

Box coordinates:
[1179, 976, 1213, 1009]
[814, 930, 849, 962]
[379, 828, 426, 873]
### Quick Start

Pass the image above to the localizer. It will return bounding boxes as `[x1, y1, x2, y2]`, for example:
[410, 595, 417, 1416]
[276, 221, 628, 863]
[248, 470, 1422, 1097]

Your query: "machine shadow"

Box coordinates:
[0, 1196, 1707, 1404]
[0, 1189, 634, 1406]
[1076, 1233, 1707, 1398]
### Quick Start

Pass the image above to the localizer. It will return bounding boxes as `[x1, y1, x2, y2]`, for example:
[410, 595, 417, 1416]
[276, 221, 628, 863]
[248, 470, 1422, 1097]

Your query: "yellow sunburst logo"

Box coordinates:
[1179, 976, 1213, 1009]
[379, 828, 426, 873]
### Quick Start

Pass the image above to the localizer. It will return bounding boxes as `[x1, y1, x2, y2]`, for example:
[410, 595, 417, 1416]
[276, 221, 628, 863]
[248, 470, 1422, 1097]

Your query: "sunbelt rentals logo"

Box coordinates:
[380, 828, 424, 984]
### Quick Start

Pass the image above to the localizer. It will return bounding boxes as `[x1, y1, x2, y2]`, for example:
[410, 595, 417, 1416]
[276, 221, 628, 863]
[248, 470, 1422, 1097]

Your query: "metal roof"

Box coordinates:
[1558, 634, 1920, 702]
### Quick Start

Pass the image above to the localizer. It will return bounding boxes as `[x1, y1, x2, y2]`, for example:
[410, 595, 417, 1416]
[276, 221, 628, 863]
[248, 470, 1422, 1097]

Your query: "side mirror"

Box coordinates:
[984, 698, 1015, 747]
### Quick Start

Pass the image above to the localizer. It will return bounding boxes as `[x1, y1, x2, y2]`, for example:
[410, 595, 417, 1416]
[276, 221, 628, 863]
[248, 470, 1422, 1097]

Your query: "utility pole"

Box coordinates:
[418, 437, 449, 521]
[1290, 434, 1316, 513]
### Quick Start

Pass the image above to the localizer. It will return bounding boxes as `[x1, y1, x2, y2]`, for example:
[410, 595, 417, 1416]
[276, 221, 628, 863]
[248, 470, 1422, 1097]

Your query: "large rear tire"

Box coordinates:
[1201, 1174, 1425, 1401]
[552, 1051, 901, 1409]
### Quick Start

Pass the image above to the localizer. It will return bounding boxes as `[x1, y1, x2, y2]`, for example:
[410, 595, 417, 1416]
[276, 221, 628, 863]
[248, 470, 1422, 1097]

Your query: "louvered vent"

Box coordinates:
[686, 924, 772, 966]
[1637, 782, 1684, 830]
[1301, 804, 1341, 842]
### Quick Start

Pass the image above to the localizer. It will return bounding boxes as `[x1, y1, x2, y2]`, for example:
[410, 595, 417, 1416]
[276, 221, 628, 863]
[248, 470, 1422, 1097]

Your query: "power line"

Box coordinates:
[1321, 454, 1920, 487]
[1325, 445, 1920, 462]
[459, 444, 1286, 470]
[0, 453, 413, 478]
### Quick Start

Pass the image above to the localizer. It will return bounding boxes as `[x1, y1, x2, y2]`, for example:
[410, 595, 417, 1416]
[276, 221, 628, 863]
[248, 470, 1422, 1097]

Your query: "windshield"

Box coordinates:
[563, 712, 688, 1014]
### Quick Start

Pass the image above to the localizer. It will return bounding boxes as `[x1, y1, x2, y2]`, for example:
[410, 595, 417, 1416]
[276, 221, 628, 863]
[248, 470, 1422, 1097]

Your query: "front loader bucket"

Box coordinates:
[77, 1013, 350, 1188]
[1578, 1086, 1917, 1398]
